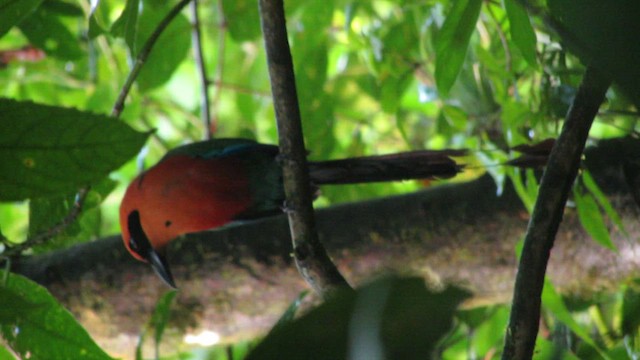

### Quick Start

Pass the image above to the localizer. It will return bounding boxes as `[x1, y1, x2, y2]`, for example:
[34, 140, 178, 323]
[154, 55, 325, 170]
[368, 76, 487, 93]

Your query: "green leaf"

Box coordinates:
[582, 170, 627, 235]
[88, 0, 109, 39]
[221, 0, 261, 41]
[246, 277, 470, 360]
[42, 0, 84, 17]
[0, 99, 150, 201]
[150, 290, 177, 347]
[621, 279, 640, 336]
[0, 343, 17, 359]
[111, 0, 140, 54]
[542, 278, 606, 358]
[573, 190, 617, 250]
[0, 271, 113, 360]
[27, 178, 116, 252]
[135, 3, 191, 92]
[0, 0, 44, 39]
[435, 0, 482, 97]
[18, 6, 83, 60]
[503, 0, 537, 67]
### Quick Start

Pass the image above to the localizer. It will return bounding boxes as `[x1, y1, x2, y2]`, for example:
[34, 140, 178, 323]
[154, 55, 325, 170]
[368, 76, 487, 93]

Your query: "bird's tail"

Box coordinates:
[308, 149, 467, 185]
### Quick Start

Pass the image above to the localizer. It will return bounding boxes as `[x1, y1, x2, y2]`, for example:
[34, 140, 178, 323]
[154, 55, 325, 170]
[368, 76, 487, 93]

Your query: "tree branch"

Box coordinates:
[5, 188, 90, 257]
[189, 0, 212, 139]
[112, 0, 193, 118]
[257, 0, 351, 296]
[502, 66, 611, 359]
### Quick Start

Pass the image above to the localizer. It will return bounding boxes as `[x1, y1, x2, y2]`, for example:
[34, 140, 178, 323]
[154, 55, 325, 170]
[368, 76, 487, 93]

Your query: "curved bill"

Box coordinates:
[146, 249, 177, 289]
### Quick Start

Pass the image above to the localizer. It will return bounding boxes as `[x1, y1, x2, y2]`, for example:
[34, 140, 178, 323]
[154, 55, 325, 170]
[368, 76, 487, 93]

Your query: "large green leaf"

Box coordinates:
[135, 2, 191, 92]
[435, 0, 482, 97]
[246, 277, 470, 359]
[0, 0, 44, 39]
[0, 99, 150, 201]
[503, 0, 537, 67]
[0, 271, 113, 360]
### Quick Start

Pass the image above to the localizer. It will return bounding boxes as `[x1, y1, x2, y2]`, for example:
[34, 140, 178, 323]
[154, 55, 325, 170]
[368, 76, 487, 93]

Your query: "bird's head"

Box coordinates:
[120, 183, 177, 289]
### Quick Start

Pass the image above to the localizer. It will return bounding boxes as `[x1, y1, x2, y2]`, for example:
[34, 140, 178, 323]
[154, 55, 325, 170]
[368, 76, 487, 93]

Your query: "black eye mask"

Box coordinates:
[127, 210, 177, 288]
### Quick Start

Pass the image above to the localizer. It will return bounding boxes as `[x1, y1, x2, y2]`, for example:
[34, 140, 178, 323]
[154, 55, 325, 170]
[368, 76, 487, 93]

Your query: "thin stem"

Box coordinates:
[190, 0, 212, 140]
[5, 188, 90, 257]
[112, 0, 193, 117]
[211, 0, 227, 132]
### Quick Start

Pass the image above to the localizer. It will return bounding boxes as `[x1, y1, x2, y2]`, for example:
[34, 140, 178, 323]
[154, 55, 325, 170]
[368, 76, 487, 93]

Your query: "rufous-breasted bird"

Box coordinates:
[119, 138, 466, 287]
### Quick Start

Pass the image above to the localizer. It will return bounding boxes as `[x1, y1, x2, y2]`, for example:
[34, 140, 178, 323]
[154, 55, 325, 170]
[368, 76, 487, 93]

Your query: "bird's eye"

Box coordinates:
[127, 210, 152, 258]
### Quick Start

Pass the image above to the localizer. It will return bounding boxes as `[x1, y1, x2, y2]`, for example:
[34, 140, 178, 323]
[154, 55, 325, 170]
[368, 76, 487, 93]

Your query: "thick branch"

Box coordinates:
[257, 0, 350, 295]
[502, 67, 611, 359]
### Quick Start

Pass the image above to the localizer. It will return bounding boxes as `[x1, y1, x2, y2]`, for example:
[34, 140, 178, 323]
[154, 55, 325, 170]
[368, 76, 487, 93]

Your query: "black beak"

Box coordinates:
[145, 248, 177, 289]
[127, 210, 178, 289]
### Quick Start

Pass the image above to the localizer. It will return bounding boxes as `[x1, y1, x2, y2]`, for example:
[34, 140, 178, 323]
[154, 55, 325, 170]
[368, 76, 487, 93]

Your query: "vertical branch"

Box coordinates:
[189, 0, 213, 140]
[210, 0, 227, 131]
[501, 66, 610, 359]
[257, 0, 351, 296]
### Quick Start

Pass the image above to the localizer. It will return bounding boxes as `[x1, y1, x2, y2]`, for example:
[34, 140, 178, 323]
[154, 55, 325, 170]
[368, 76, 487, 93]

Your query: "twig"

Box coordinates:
[210, 0, 227, 132]
[257, 0, 351, 296]
[5, 188, 90, 257]
[189, 0, 212, 140]
[501, 67, 610, 359]
[112, 0, 193, 117]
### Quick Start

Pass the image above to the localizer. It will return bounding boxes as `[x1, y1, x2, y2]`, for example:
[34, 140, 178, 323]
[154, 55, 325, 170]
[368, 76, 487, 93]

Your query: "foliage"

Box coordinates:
[0, 271, 113, 360]
[0, 0, 638, 358]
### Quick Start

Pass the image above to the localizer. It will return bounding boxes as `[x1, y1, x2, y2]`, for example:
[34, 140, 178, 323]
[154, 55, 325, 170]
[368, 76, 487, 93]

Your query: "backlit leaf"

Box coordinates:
[435, 0, 482, 97]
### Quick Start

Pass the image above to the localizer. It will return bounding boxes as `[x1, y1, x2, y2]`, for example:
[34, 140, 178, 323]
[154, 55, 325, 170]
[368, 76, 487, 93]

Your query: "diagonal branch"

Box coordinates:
[189, 0, 213, 139]
[257, 0, 351, 296]
[501, 66, 611, 359]
[112, 0, 193, 118]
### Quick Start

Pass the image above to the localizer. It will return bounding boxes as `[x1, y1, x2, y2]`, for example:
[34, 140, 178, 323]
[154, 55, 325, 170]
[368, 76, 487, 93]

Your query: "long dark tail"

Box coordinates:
[308, 149, 467, 185]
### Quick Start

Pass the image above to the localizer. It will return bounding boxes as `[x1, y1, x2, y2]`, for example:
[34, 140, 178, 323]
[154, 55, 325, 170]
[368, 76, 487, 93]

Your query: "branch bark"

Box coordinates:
[257, 0, 350, 295]
[502, 67, 611, 360]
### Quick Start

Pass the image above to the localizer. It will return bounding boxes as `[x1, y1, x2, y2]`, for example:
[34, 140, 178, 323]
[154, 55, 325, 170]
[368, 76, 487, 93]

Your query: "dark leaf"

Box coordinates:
[0, 271, 113, 360]
[548, 0, 640, 107]
[0, 0, 44, 39]
[246, 277, 469, 360]
[0, 99, 150, 201]
[18, 6, 83, 60]
[622, 279, 640, 336]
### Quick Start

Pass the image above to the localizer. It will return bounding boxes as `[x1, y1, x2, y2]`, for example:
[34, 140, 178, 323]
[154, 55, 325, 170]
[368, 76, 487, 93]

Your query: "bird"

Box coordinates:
[119, 138, 467, 288]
